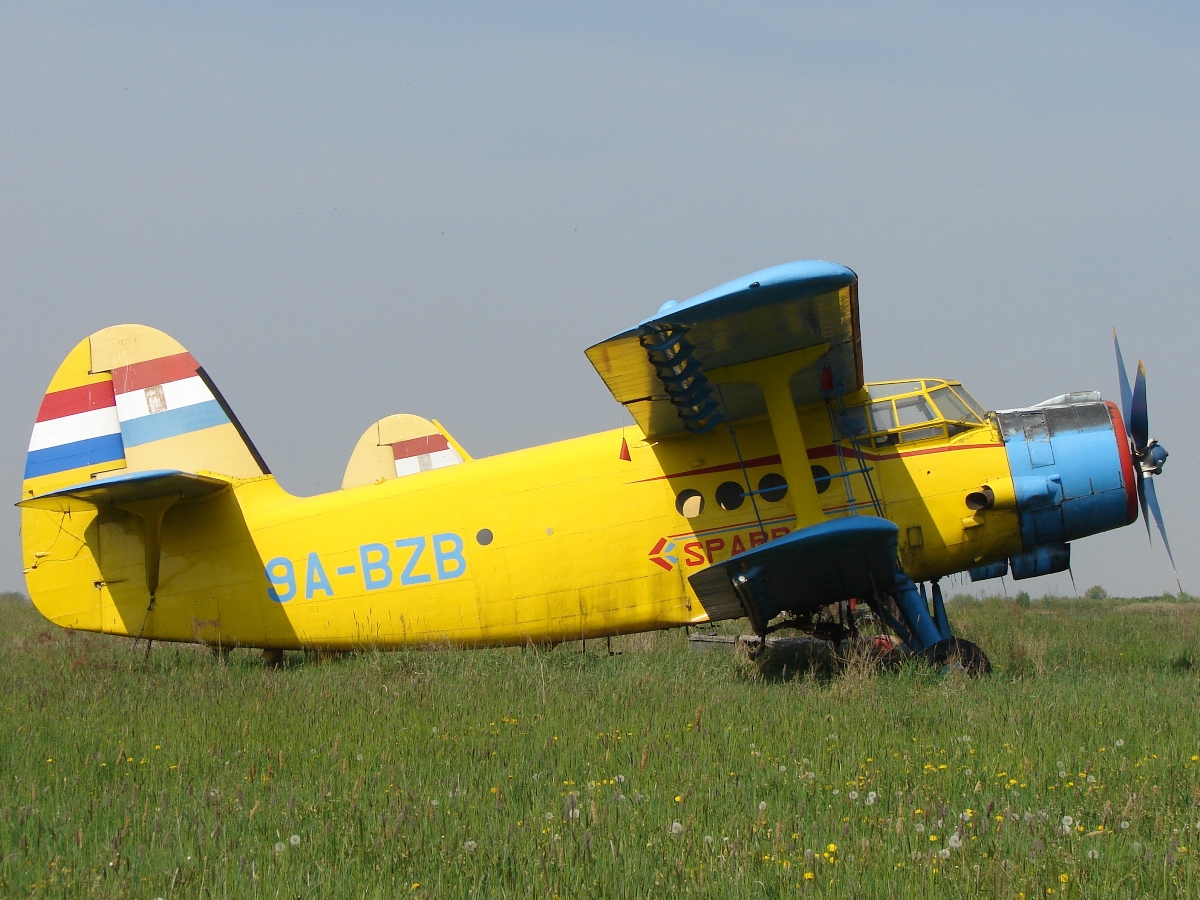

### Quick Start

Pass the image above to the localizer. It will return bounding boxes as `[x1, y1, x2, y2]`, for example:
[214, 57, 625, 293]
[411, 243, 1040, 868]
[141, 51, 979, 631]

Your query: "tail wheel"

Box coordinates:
[922, 638, 992, 676]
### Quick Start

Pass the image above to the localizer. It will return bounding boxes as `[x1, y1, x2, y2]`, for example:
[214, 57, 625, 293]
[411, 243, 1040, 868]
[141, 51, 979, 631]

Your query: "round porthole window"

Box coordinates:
[758, 472, 788, 503]
[675, 489, 704, 518]
[715, 481, 745, 511]
[476, 528, 494, 546]
[811, 465, 832, 494]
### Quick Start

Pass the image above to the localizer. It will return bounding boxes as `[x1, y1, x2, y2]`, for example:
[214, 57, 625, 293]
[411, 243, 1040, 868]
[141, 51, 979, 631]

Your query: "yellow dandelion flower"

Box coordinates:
[827, 843, 837, 853]
[1059, 873, 1069, 883]
[804, 872, 814, 880]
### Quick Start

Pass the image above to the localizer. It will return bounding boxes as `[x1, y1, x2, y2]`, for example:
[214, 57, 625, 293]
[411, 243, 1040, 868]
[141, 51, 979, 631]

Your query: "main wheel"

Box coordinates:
[922, 638, 992, 676]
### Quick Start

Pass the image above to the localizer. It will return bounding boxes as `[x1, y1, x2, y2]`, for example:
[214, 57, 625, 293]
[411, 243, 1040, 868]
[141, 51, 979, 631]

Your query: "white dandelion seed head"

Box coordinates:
[615, 774, 625, 783]
[670, 821, 683, 835]
[1087, 849, 1099, 860]
[1087, 775, 1096, 784]
[758, 801, 767, 812]
[274, 841, 286, 853]
[356, 754, 363, 761]
[462, 840, 477, 853]
[1120, 821, 1130, 830]
[703, 835, 714, 845]
[938, 848, 951, 860]
[865, 796, 876, 806]
[1062, 815, 1074, 827]
[949, 835, 963, 849]
[1115, 739, 1124, 747]
[915, 823, 925, 833]
[289, 834, 300, 846]
[430, 799, 439, 807]
[779, 765, 787, 773]
[849, 791, 859, 801]
[568, 808, 580, 819]
[832, 789, 840, 795]
[545, 812, 555, 821]
[804, 849, 814, 860]
[868, 792, 878, 801]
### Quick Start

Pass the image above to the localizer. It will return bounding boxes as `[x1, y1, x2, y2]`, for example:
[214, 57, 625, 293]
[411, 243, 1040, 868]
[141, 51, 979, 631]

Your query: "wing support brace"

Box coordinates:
[708, 343, 830, 522]
[18, 469, 230, 604]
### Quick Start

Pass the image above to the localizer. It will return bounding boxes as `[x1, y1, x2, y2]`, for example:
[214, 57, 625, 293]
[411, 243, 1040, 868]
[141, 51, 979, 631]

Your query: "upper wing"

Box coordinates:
[586, 260, 861, 437]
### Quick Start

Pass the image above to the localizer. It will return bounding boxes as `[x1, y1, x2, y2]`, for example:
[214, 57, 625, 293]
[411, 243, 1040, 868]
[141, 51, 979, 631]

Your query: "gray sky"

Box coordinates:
[2, 2, 1197, 599]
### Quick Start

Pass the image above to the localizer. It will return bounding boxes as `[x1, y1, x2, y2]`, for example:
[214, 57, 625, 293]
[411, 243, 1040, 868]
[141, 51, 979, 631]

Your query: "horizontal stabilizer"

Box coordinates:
[17, 468, 230, 513]
[688, 517, 899, 629]
[586, 260, 861, 436]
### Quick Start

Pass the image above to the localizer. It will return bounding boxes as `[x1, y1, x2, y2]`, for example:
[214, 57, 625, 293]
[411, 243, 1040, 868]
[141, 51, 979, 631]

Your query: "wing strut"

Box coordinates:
[708, 344, 830, 524]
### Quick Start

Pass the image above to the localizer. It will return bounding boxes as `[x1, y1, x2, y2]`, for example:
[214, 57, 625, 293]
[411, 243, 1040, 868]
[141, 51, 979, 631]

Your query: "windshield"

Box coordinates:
[930, 386, 982, 423]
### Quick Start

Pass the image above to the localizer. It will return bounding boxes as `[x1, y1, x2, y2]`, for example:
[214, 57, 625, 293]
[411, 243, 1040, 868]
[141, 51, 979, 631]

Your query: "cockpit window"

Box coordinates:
[930, 386, 981, 423]
[895, 394, 936, 426]
[841, 379, 988, 447]
[870, 400, 897, 431]
[868, 381, 923, 400]
[953, 386, 988, 421]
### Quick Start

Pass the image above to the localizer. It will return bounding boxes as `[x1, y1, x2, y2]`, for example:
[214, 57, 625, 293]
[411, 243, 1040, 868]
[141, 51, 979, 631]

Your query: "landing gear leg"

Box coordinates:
[887, 571, 991, 676]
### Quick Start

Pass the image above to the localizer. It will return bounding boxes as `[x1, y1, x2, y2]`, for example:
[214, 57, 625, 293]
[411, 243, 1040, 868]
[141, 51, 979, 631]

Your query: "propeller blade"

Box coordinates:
[1143, 477, 1183, 594]
[1130, 360, 1149, 451]
[1137, 467, 1151, 543]
[1113, 328, 1134, 426]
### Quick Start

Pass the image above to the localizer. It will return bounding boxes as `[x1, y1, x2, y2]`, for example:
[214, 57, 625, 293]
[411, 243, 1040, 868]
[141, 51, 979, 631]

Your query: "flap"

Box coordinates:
[17, 468, 230, 513]
[688, 517, 898, 626]
[586, 260, 861, 437]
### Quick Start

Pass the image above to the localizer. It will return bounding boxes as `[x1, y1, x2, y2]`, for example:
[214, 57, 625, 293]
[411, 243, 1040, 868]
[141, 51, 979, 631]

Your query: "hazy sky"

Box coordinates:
[2, 2, 1197, 599]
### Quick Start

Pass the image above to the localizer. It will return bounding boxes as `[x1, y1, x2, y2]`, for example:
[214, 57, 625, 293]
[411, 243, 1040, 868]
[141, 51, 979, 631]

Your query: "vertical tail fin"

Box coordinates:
[23, 324, 267, 500]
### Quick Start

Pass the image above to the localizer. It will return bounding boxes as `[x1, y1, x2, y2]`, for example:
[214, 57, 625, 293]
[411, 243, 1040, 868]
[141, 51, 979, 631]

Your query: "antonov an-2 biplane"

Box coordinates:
[19, 261, 1176, 672]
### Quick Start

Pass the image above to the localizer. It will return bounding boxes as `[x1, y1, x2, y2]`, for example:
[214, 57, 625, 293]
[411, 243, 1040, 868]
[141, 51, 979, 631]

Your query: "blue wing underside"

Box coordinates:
[688, 517, 900, 630]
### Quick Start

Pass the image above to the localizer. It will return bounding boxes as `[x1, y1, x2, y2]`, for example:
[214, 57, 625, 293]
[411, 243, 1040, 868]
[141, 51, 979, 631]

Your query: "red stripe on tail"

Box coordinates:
[35, 382, 117, 422]
[109, 352, 199, 394]
[391, 434, 450, 459]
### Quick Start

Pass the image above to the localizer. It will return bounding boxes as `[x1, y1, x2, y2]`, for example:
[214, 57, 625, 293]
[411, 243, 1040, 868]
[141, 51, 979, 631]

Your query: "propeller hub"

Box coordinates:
[1137, 439, 1168, 476]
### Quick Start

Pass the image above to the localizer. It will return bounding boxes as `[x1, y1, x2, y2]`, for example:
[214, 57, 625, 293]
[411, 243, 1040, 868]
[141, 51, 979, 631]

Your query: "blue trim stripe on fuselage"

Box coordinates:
[120, 400, 230, 447]
[24, 433, 125, 479]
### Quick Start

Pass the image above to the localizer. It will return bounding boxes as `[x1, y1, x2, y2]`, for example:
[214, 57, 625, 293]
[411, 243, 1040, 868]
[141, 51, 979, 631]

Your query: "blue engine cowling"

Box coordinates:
[996, 400, 1137, 554]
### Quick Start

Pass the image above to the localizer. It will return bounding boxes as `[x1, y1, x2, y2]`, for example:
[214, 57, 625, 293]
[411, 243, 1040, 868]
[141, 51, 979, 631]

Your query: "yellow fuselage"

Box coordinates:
[22, 388, 1021, 650]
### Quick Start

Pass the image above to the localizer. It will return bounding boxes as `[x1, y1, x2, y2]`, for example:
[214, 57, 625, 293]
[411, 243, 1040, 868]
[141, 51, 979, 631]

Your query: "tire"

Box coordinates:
[922, 638, 992, 676]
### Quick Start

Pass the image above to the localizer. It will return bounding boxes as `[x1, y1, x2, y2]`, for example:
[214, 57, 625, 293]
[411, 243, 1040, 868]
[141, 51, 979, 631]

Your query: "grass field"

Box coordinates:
[3, 592, 1200, 898]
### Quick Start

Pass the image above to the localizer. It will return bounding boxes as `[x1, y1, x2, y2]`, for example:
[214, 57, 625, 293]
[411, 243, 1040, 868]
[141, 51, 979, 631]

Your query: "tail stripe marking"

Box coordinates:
[109, 351, 233, 448]
[35, 382, 117, 422]
[24, 433, 125, 479]
[110, 352, 202, 394]
[29, 406, 120, 452]
[391, 434, 451, 458]
[120, 400, 230, 448]
[114, 375, 218, 421]
[25, 380, 124, 479]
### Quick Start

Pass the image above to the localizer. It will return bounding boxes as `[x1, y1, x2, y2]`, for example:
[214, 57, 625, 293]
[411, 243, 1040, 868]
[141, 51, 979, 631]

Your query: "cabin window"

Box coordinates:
[676, 489, 704, 518]
[716, 481, 745, 511]
[811, 465, 832, 494]
[758, 473, 788, 503]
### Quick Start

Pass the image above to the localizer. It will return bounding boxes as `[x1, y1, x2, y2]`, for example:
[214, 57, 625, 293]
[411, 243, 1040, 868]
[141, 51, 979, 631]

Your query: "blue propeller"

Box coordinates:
[1114, 330, 1180, 593]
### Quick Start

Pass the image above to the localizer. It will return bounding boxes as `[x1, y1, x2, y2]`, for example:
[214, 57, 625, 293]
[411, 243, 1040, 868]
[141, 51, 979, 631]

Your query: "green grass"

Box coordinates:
[3, 594, 1200, 898]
